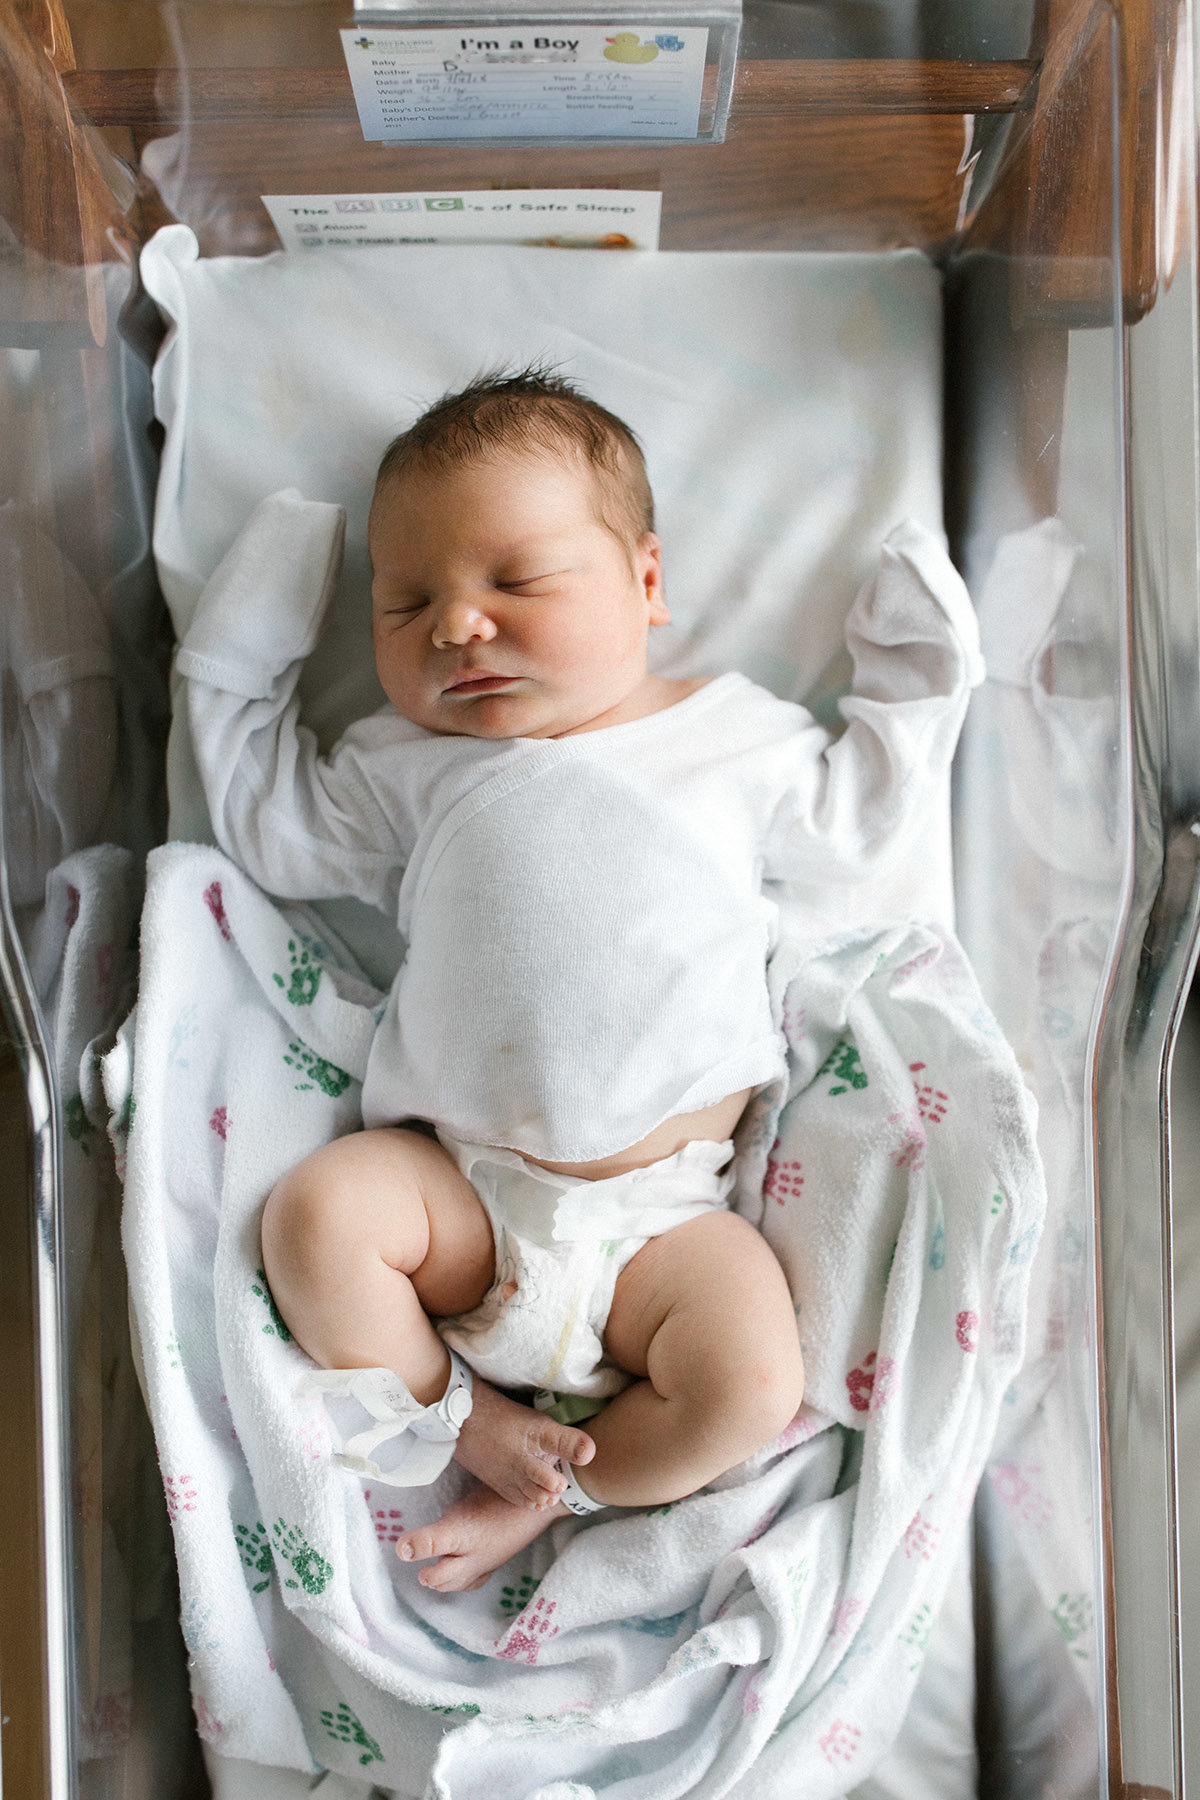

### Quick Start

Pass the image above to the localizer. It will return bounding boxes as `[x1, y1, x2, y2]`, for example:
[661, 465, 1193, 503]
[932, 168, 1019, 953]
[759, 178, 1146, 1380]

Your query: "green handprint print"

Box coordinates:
[900, 1602, 933, 1668]
[251, 1269, 292, 1340]
[1052, 1592, 1093, 1655]
[65, 1093, 98, 1155]
[816, 1038, 869, 1095]
[320, 1700, 382, 1766]
[283, 1040, 351, 1098]
[499, 1572, 540, 1616]
[271, 1519, 333, 1595]
[235, 1521, 274, 1592]
[273, 938, 322, 1006]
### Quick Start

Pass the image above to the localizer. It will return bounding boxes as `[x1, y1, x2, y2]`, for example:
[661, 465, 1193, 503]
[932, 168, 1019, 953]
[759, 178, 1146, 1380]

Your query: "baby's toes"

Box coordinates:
[418, 1556, 473, 1591]
[418, 1548, 494, 1592]
[543, 1423, 595, 1468]
[518, 1470, 565, 1511]
[523, 1458, 567, 1502]
[395, 1525, 440, 1564]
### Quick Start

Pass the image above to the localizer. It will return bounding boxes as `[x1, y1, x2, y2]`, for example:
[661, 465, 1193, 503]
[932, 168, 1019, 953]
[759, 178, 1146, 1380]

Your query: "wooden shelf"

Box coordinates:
[735, 58, 1035, 114]
[60, 56, 1037, 130]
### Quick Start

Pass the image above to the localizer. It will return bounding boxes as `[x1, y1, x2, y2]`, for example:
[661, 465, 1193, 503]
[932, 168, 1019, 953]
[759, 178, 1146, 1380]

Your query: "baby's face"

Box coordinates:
[369, 448, 666, 739]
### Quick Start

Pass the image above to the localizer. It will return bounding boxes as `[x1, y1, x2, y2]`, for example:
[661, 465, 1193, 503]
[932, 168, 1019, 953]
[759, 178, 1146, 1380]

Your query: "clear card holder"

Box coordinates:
[349, 0, 741, 143]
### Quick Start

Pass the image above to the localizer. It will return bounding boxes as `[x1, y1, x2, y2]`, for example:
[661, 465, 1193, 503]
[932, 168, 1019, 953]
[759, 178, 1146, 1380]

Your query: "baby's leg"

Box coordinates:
[581, 1210, 804, 1505]
[261, 1128, 593, 1507]
[263, 1128, 491, 1398]
[394, 1211, 803, 1590]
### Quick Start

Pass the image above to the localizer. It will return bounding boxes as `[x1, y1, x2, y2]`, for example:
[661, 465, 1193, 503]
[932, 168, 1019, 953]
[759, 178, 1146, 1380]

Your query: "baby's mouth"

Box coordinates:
[443, 671, 520, 694]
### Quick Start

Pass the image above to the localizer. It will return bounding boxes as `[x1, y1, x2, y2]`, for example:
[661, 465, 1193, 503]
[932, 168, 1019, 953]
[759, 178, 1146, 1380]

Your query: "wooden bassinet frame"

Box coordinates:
[0, 0, 1180, 342]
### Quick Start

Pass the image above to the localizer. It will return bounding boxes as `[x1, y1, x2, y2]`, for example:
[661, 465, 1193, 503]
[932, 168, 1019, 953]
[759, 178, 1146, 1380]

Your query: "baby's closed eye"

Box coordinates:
[496, 571, 566, 595]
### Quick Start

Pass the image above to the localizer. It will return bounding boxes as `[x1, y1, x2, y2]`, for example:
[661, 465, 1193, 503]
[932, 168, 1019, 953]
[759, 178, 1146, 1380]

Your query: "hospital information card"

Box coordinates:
[263, 189, 662, 252]
[341, 25, 708, 140]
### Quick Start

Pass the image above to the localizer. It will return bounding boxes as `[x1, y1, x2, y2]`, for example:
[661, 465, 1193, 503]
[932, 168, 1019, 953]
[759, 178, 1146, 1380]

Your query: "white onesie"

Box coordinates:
[178, 491, 984, 1166]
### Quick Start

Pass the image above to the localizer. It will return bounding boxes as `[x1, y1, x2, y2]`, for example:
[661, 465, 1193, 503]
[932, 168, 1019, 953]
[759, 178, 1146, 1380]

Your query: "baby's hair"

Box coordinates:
[372, 366, 655, 549]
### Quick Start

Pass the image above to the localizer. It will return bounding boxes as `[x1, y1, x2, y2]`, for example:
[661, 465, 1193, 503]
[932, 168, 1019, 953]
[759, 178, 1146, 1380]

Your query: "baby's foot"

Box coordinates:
[453, 1379, 594, 1511]
[396, 1483, 563, 1592]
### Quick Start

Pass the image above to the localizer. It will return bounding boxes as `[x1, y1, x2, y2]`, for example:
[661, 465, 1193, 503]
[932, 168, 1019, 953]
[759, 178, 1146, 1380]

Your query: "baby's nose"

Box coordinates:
[431, 595, 498, 647]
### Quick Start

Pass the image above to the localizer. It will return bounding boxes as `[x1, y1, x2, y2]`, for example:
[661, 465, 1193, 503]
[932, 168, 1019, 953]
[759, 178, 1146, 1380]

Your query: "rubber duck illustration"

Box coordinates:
[604, 32, 659, 61]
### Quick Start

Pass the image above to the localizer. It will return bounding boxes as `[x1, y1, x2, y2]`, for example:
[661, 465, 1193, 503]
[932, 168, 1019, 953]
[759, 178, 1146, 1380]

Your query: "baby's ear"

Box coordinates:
[638, 532, 669, 624]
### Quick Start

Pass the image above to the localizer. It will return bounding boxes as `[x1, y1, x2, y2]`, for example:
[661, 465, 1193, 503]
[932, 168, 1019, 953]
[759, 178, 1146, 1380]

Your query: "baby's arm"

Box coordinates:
[177, 489, 406, 906]
[764, 519, 985, 884]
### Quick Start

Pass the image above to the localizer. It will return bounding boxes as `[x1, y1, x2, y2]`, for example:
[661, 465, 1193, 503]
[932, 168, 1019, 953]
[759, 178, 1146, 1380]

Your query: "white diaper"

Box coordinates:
[435, 1135, 736, 1400]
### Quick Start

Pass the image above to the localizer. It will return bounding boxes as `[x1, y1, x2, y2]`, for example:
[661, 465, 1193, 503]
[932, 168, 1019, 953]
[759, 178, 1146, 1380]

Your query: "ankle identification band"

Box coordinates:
[559, 1464, 607, 1515]
[311, 1350, 474, 1487]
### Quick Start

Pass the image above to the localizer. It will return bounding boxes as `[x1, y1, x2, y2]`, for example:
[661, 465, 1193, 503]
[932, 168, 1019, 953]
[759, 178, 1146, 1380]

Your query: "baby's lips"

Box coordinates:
[443, 669, 518, 691]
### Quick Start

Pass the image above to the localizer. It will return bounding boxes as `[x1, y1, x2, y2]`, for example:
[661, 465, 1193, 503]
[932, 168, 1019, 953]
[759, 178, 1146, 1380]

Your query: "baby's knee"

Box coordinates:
[696, 1259, 805, 1441]
[261, 1160, 339, 1287]
[262, 1129, 437, 1288]
[667, 1319, 801, 1457]
[744, 1341, 805, 1442]
[262, 1142, 376, 1274]
[706, 1337, 803, 1445]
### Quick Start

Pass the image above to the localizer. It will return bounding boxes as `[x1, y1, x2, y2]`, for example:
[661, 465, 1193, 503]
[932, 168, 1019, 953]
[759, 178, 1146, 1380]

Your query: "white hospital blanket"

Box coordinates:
[113, 842, 1043, 1797]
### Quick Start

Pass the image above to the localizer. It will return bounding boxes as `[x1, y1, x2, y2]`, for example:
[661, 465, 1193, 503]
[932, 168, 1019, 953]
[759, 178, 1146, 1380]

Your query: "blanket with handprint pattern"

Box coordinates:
[111, 840, 1043, 1799]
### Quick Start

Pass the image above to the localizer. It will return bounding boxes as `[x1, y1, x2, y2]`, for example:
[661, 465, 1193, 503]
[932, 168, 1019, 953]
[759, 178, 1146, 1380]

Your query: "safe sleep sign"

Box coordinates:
[340, 24, 708, 139]
[261, 189, 663, 251]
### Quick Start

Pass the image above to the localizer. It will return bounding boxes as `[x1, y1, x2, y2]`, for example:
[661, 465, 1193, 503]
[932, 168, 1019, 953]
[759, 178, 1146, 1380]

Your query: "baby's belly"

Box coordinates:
[523, 1089, 753, 1181]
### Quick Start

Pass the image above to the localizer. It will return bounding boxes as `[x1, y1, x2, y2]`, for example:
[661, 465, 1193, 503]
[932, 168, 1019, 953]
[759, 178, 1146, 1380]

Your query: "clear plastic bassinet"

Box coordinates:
[1, 2, 1198, 1796]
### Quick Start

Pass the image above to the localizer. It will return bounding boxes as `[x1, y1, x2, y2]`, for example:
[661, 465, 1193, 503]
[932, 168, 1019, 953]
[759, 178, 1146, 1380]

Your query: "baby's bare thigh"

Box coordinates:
[263, 1127, 496, 1317]
[604, 1210, 801, 1387]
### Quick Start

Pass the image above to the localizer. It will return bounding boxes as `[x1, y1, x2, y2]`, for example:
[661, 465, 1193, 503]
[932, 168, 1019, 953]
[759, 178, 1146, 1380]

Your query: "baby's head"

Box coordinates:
[367, 369, 667, 739]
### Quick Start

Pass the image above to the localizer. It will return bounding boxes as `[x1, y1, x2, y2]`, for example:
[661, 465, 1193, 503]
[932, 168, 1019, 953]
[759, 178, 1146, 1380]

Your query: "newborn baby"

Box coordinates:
[178, 369, 982, 1592]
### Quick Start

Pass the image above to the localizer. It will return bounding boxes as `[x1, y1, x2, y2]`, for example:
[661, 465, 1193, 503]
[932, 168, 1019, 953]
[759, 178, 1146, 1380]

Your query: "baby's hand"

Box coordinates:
[453, 1379, 595, 1509]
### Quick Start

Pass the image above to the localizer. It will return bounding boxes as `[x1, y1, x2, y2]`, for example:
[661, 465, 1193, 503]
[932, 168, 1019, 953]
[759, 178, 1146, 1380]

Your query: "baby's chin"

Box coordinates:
[405, 692, 560, 740]
[413, 688, 613, 740]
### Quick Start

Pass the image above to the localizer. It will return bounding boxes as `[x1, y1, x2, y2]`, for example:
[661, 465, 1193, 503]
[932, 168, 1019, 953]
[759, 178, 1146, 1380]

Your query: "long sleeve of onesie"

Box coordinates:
[761, 519, 985, 884]
[177, 488, 410, 906]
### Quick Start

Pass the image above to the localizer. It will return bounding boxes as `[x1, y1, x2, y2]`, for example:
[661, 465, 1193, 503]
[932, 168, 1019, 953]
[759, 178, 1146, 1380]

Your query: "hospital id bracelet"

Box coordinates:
[559, 1464, 608, 1515]
[429, 1348, 475, 1434]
